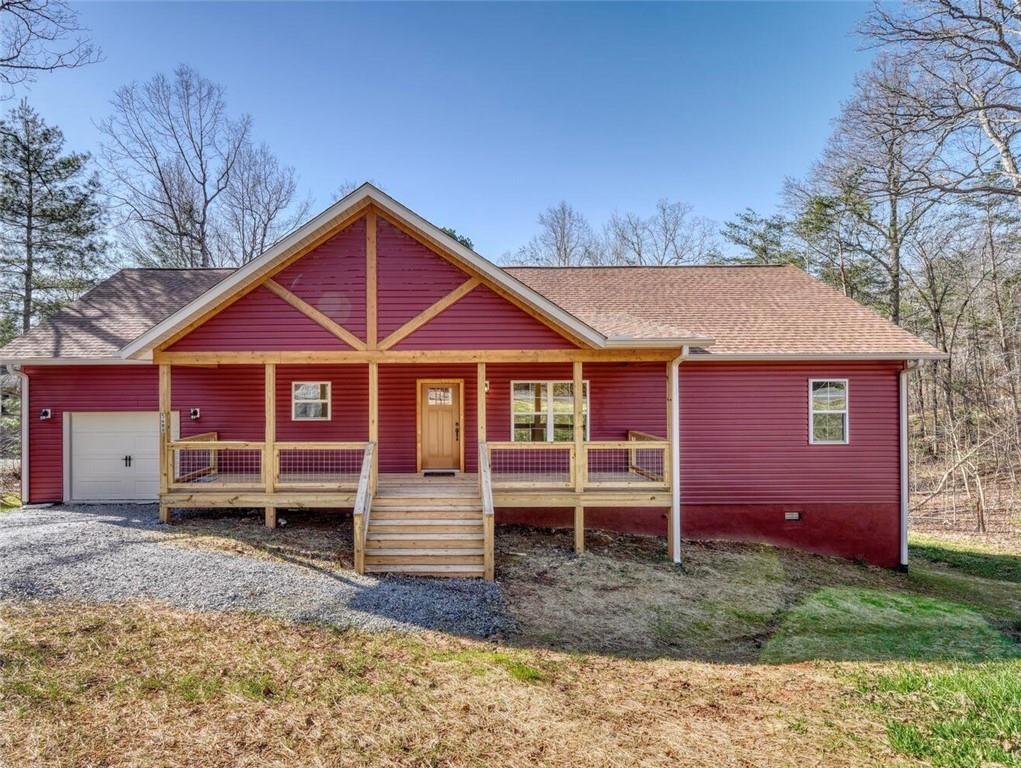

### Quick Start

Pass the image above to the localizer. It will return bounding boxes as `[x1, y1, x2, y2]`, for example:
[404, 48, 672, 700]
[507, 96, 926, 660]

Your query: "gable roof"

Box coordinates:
[0, 268, 231, 363]
[117, 184, 710, 359]
[507, 265, 944, 359]
[0, 184, 945, 363]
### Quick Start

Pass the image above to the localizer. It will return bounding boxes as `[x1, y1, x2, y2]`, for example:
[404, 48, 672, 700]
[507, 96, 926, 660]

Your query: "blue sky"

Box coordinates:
[25, 2, 872, 258]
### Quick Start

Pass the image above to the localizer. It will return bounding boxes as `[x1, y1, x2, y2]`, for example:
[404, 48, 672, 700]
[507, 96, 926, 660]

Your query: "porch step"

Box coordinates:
[366, 536, 483, 548]
[372, 496, 479, 507]
[367, 548, 485, 557]
[370, 507, 482, 518]
[363, 563, 486, 577]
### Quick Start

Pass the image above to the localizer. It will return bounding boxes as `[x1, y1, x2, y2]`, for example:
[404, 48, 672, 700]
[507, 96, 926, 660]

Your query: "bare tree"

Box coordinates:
[0, 0, 98, 98]
[604, 199, 718, 265]
[514, 201, 602, 266]
[99, 65, 306, 268]
[801, 58, 940, 324]
[865, 0, 1021, 208]
[218, 142, 309, 264]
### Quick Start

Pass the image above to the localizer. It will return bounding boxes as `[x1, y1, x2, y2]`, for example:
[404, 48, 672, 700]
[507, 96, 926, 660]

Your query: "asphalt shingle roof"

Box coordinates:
[0, 263, 942, 360]
[506, 265, 942, 357]
[0, 268, 232, 360]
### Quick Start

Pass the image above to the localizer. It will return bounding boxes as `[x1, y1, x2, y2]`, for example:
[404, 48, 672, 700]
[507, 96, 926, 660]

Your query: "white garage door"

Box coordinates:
[68, 412, 177, 502]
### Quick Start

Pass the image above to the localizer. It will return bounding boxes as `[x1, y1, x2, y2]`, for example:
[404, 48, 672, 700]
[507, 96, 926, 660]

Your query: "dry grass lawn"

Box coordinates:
[0, 601, 911, 768]
[2, 512, 1019, 767]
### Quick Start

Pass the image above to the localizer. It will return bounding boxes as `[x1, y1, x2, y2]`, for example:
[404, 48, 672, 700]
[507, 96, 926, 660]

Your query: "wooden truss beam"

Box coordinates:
[263, 279, 367, 351]
[377, 278, 480, 350]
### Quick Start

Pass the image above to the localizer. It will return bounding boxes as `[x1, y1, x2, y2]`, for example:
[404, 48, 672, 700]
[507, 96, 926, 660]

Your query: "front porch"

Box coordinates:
[157, 356, 680, 580]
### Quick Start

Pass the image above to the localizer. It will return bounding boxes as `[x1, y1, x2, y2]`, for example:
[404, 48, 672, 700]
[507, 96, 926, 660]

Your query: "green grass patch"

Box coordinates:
[910, 535, 1021, 583]
[857, 661, 1021, 767]
[436, 648, 549, 684]
[761, 586, 1020, 663]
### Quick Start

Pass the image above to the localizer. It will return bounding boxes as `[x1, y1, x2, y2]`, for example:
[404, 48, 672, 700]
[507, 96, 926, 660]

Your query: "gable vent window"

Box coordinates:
[292, 382, 331, 421]
[809, 379, 848, 444]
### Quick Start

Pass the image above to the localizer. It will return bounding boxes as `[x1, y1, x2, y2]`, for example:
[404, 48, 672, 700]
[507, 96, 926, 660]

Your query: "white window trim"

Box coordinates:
[808, 378, 849, 445]
[292, 381, 332, 421]
[510, 379, 590, 443]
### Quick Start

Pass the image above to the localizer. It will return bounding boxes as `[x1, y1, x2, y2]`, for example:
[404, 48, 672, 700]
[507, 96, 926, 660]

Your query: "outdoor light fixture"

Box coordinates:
[39, 408, 51, 420]
[484, 380, 490, 394]
[190, 408, 201, 420]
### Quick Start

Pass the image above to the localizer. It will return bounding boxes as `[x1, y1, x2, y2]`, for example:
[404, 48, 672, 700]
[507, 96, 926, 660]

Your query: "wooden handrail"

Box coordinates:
[177, 431, 218, 442]
[479, 443, 495, 581]
[586, 440, 670, 450]
[628, 430, 666, 442]
[274, 441, 369, 451]
[352, 442, 375, 575]
[168, 440, 264, 450]
[485, 441, 574, 450]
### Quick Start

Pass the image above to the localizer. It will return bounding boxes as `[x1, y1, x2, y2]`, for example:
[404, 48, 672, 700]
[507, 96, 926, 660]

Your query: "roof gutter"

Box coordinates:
[684, 351, 948, 362]
[0, 357, 151, 366]
[603, 335, 714, 349]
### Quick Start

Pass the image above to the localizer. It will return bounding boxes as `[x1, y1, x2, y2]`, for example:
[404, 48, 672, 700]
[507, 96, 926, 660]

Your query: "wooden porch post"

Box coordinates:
[368, 361, 378, 493]
[573, 361, 584, 552]
[158, 363, 172, 523]
[477, 362, 486, 446]
[665, 360, 675, 559]
[264, 363, 276, 528]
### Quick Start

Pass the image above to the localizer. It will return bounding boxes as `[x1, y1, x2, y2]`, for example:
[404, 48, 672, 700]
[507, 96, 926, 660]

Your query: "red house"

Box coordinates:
[0, 184, 943, 578]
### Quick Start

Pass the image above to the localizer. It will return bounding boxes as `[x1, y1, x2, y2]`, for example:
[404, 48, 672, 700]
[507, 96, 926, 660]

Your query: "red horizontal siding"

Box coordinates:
[680, 361, 900, 506]
[376, 218, 471, 337]
[274, 218, 367, 340]
[275, 365, 368, 442]
[169, 286, 353, 351]
[395, 284, 578, 350]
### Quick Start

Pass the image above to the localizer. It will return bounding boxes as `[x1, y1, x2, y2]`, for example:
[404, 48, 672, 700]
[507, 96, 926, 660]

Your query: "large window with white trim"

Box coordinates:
[292, 382, 331, 421]
[511, 381, 589, 442]
[809, 379, 848, 444]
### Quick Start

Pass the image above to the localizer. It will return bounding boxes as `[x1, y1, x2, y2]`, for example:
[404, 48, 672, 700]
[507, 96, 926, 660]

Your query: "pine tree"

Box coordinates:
[0, 99, 107, 339]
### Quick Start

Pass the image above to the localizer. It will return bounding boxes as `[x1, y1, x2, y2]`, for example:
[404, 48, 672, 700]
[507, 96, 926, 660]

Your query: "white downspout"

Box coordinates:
[670, 347, 686, 565]
[13, 366, 28, 506]
[899, 361, 918, 569]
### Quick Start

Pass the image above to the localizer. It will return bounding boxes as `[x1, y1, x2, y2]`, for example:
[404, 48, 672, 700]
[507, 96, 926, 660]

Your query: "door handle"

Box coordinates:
[455, 422, 460, 441]
[123, 455, 132, 468]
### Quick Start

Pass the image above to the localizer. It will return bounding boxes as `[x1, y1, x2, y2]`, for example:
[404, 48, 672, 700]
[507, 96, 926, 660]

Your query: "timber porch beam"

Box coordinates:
[155, 348, 680, 365]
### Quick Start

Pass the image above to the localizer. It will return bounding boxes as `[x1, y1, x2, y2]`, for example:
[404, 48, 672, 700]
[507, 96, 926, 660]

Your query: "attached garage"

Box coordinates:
[65, 412, 178, 502]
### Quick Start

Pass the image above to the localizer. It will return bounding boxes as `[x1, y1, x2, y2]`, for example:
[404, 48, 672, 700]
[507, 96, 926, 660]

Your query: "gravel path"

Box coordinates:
[0, 504, 509, 637]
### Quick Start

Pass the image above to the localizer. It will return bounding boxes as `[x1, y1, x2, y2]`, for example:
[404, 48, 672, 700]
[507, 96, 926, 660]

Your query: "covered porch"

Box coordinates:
[156, 352, 681, 580]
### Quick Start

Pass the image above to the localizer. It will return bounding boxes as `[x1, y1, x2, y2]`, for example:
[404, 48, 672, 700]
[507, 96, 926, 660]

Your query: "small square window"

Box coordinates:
[292, 381, 331, 421]
[809, 379, 848, 444]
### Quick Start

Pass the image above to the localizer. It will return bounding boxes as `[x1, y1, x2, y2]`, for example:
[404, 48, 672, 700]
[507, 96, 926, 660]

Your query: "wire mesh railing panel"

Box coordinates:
[488, 444, 574, 487]
[586, 442, 667, 487]
[171, 444, 263, 488]
[276, 445, 365, 488]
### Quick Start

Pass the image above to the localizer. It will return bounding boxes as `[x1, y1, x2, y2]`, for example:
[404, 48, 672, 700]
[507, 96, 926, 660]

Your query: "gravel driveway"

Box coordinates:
[0, 504, 509, 637]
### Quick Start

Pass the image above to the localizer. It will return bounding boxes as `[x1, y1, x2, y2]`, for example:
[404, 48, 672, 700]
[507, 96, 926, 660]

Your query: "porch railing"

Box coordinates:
[478, 442, 495, 580]
[168, 436, 265, 490]
[274, 442, 367, 490]
[352, 442, 376, 575]
[486, 435, 669, 490]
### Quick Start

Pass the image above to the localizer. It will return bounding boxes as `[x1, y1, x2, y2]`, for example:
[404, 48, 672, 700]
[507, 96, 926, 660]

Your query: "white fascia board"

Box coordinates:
[683, 352, 947, 362]
[119, 184, 611, 358]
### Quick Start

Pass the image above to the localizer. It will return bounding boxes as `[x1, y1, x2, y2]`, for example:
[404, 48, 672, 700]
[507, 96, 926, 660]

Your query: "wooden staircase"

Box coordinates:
[362, 474, 486, 578]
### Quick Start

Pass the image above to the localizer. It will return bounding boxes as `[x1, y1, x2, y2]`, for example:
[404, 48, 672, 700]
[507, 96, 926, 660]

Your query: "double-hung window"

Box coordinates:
[292, 382, 331, 421]
[511, 381, 589, 442]
[809, 379, 848, 444]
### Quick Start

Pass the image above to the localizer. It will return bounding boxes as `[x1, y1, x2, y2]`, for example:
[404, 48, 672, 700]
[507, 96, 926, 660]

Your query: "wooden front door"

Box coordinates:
[417, 380, 463, 471]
